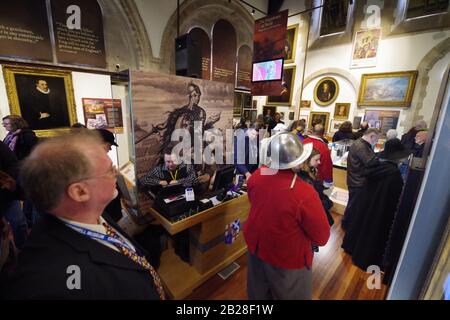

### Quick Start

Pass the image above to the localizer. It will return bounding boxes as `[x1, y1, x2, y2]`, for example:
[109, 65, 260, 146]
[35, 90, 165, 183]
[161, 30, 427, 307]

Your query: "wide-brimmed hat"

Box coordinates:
[266, 132, 313, 170]
[377, 138, 411, 161]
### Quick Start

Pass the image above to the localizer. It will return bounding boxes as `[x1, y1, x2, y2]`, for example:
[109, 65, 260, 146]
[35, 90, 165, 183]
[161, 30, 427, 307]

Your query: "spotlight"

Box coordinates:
[251, 8, 255, 15]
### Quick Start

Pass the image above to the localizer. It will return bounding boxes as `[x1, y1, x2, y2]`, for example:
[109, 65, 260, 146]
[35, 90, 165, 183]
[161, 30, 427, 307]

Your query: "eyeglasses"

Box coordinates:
[70, 165, 119, 185]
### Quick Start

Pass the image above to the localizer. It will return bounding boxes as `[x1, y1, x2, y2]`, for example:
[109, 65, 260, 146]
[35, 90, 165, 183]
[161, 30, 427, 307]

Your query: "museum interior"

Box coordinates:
[0, 0, 449, 301]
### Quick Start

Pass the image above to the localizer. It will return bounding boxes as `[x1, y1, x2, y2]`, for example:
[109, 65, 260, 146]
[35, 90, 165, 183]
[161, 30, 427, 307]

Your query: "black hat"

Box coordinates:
[95, 129, 118, 147]
[377, 138, 411, 161]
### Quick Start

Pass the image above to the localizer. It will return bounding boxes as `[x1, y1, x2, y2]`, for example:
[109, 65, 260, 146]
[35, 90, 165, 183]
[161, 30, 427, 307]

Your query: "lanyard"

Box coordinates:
[169, 169, 178, 181]
[64, 222, 135, 252]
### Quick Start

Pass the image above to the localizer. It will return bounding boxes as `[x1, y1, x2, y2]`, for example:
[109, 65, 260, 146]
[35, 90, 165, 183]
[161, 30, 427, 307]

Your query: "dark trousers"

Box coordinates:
[342, 186, 364, 230]
[247, 252, 312, 300]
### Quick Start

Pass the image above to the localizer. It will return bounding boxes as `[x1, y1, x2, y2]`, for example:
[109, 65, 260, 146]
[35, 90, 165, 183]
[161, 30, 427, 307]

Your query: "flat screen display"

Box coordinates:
[252, 58, 284, 82]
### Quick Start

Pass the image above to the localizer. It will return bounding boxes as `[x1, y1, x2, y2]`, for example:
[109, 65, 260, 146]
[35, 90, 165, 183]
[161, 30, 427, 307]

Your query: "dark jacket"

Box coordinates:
[298, 171, 334, 226]
[400, 130, 417, 151]
[3, 128, 38, 161]
[332, 131, 355, 142]
[0, 141, 19, 215]
[347, 138, 376, 188]
[342, 160, 404, 271]
[1, 214, 160, 300]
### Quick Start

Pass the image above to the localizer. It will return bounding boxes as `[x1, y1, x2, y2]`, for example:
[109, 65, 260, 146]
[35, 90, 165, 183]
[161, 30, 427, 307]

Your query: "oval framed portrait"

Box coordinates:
[314, 77, 339, 106]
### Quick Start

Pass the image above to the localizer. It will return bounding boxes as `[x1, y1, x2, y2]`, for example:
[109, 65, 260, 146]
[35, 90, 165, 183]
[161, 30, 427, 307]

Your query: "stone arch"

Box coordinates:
[402, 37, 450, 129]
[97, 0, 158, 72]
[159, 0, 254, 75]
[303, 68, 359, 93]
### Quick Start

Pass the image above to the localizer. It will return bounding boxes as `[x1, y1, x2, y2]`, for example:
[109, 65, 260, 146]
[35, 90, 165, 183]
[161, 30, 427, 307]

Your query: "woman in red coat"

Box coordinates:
[244, 133, 330, 300]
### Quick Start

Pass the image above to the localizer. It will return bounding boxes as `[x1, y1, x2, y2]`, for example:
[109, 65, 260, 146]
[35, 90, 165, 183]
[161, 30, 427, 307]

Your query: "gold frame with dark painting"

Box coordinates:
[309, 112, 330, 133]
[314, 77, 339, 106]
[2, 65, 77, 137]
[266, 66, 296, 106]
[334, 103, 351, 119]
[285, 24, 299, 64]
[263, 106, 277, 119]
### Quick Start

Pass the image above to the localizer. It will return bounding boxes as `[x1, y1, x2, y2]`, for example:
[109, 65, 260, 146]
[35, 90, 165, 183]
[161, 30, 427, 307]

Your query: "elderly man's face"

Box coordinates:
[37, 80, 48, 92]
[164, 153, 179, 171]
[85, 147, 118, 206]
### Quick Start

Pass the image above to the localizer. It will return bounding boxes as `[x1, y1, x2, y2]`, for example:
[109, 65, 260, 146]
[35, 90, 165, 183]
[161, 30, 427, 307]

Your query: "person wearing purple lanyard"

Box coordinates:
[1, 130, 164, 300]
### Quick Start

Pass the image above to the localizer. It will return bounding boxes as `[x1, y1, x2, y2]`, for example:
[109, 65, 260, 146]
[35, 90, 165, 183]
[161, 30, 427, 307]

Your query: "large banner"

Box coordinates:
[252, 10, 288, 96]
[130, 71, 234, 213]
[51, 0, 106, 68]
[237, 45, 252, 90]
[0, 0, 53, 62]
[189, 28, 211, 80]
[212, 20, 237, 84]
[0, 0, 106, 68]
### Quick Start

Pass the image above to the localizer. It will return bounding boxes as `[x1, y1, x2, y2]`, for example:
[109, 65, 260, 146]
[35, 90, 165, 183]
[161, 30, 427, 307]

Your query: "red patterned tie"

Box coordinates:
[103, 223, 166, 300]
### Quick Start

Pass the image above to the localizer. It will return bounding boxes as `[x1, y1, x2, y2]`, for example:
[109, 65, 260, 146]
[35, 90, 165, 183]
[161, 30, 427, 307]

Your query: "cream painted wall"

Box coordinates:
[303, 30, 450, 135]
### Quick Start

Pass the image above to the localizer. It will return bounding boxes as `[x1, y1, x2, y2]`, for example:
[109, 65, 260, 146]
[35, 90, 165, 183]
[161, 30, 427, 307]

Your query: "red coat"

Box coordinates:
[303, 136, 333, 183]
[243, 167, 330, 269]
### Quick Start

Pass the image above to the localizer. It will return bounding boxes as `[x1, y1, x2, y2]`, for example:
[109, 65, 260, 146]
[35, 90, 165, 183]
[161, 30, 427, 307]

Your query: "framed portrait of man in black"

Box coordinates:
[314, 77, 339, 106]
[2, 65, 77, 137]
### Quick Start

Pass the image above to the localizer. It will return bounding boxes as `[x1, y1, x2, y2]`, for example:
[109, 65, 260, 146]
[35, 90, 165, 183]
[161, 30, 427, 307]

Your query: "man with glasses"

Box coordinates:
[1, 130, 164, 300]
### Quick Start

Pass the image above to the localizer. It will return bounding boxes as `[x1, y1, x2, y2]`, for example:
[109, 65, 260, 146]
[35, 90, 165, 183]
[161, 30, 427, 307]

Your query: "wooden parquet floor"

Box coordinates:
[185, 213, 388, 300]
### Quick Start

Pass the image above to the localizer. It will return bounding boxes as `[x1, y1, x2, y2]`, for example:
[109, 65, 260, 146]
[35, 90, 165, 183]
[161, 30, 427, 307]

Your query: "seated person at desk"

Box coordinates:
[140, 144, 197, 189]
[140, 144, 197, 264]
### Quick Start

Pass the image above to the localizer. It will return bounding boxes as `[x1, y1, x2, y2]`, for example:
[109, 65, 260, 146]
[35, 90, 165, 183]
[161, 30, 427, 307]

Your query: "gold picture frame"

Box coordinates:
[266, 65, 296, 106]
[357, 70, 418, 107]
[285, 24, 299, 64]
[309, 112, 330, 133]
[334, 102, 351, 119]
[314, 77, 339, 106]
[2, 65, 78, 137]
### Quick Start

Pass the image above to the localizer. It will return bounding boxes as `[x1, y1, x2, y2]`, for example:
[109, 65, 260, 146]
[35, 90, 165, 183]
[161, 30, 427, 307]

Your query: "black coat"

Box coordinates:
[341, 161, 404, 271]
[1, 214, 161, 300]
[3, 129, 38, 161]
[332, 131, 355, 142]
[0, 141, 19, 215]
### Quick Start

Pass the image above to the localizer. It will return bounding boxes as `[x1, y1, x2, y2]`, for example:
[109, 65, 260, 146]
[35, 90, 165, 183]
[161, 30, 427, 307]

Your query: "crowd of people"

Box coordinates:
[0, 110, 430, 300]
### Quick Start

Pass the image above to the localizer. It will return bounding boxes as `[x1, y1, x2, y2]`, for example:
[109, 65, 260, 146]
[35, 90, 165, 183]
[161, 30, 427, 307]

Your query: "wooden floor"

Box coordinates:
[185, 213, 388, 300]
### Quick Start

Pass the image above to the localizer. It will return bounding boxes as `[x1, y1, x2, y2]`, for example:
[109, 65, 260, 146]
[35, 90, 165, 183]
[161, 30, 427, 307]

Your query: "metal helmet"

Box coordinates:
[266, 132, 313, 170]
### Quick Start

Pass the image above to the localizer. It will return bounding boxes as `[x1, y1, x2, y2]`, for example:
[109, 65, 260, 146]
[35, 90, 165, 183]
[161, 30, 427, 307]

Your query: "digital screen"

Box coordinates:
[252, 59, 284, 82]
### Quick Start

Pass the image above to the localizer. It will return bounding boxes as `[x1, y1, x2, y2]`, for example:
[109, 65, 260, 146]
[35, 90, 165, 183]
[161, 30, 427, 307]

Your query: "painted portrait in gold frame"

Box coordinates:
[309, 111, 330, 133]
[285, 24, 299, 64]
[266, 65, 296, 106]
[357, 71, 418, 107]
[2, 65, 78, 137]
[314, 77, 339, 106]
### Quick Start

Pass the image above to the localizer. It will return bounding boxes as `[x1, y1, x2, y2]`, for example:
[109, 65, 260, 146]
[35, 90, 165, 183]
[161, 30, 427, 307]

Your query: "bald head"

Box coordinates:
[21, 131, 104, 212]
[312, 124, 325, 136]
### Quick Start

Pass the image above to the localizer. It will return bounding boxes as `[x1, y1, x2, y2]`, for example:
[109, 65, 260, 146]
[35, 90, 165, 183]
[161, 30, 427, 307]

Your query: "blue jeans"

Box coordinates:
[3, 201, 28, 249]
